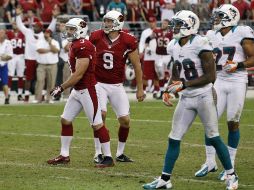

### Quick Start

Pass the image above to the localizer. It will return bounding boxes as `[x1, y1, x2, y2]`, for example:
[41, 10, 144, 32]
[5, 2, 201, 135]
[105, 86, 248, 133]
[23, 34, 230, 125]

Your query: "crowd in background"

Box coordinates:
[0, 0, 254, 26]
[1, 0, 254, 105]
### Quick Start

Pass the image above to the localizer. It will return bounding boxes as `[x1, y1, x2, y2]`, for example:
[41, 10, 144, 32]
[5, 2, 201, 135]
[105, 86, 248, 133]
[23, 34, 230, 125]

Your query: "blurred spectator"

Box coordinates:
[126, 0, 141, 21]
[140, 0, 160, 21]
[251, 0, 254, 20]
[106, 0, 127, 17]
[174, 0, 192, 13]
[68, 0, 82, 15]
[187, 0, 199, 17]
[16, 6, 58, 102]
[40, 0, 60, 22]
[82, 0, 94, 21]
[209, 0, 226, 14]
[197, 0, 210, 21]
[160, 0, 175, 21]
[6, 22, 25, 101]
[34, 29, 60, 103]
[232, 0, 250, 19]
[5, 0, 19, 23]
[60, 39, 70, 100]
[58, 0, 68, 13]
[19, 0, 39, 15]
[1, 0, 9, 24]
[0, 28, 13, 104]
[53, 20, 65, 92]
[94, 0, 111, 20]
[22, 10, 40, 28]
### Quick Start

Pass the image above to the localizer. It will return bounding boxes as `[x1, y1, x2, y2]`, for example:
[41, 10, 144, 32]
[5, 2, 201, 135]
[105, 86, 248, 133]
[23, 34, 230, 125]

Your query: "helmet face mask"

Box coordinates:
[211, 4, 240, 30]
[102, 10, 124, 34]
[170, 10, 200, 40]
[64, 18, 88, 42]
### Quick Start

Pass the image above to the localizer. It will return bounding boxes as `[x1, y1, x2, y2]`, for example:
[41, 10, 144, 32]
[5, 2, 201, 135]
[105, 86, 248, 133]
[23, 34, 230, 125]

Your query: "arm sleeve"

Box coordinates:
[6, 41, 13, 57]
[16, 15, 29, 34]
[75, 44, 93, 59]
[47, 17, 57, 32]
[139, 32, 146, 53]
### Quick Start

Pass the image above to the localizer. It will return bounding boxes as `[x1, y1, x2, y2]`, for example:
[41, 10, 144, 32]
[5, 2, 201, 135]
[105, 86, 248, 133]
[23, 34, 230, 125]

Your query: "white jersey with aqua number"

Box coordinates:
[167, 35, 213, 97]
[206, 26, 254, 83]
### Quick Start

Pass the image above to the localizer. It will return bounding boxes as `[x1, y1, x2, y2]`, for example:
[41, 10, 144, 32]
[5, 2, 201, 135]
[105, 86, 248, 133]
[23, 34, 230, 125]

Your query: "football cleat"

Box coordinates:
[116, 154, 134, 162]
[24, 95, 29, 102]
[218, 170, 227, 181]
[143, 177, 172, 189]
[47, 155, 70, 165]
[17, 94, 24, 101]
[95, 156, 114, 168]
[94, 154, 104, 164]
[195, 163, 218, 177]
[226, 174, 238, 190]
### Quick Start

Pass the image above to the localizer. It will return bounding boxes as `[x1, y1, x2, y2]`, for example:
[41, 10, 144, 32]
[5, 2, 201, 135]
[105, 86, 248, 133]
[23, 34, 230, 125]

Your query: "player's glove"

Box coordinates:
[50, 85, 64, 97]
[223, 60, 245, 73]
[166, 80, 185, 94]
[162, 92, 174, 107]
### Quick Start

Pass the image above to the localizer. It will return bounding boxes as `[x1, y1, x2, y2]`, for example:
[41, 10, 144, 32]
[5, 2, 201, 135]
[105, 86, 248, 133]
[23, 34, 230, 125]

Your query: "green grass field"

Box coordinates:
[0, 99, 254, 190]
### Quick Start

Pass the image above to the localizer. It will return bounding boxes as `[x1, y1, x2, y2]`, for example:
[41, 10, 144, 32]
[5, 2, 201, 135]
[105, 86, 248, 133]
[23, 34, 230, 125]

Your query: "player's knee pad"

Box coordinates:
[227, 121, 239, 132]
[119, 115, 130, 128]
[61, 117, 72, 125]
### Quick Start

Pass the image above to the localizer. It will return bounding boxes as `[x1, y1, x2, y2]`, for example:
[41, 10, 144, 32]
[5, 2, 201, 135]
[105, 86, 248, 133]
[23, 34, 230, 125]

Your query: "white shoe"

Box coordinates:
[143, 177, 172, 189]
[226, 174, 238, 190]
[32, 100, 40, 104]
[49, 100, 55, 104]
[195, 163, 218, 177]
[218, 170, 227, 181]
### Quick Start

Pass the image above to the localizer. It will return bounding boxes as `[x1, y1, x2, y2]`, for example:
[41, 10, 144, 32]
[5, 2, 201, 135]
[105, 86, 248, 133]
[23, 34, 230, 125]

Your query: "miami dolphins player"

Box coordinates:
[195, 4, 254, 180]
[143, 10, 238, 190]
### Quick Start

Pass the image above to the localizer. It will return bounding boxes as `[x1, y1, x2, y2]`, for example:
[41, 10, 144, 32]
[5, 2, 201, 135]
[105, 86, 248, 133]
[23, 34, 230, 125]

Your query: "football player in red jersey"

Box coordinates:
[6, 22, 25, 101]
[145, 19, 173, 98]
[47, 18, 114, 168]
[89, 10, 145, 163]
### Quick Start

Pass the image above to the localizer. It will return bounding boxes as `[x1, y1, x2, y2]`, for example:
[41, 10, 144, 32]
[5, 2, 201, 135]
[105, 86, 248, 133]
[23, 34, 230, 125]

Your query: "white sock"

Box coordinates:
[101, 142, 111, 157]
[42, 89, 47, 95]
[205, 145, 216, 169]
[18, 88, 23, 95]
[228, 146, 237, 168]
[225, 168, 234, 175]
[60, 136, 73, 157]
[94, 138, 102, 156]
[116, 141, 126, 157]
[25, 90, 30, 96]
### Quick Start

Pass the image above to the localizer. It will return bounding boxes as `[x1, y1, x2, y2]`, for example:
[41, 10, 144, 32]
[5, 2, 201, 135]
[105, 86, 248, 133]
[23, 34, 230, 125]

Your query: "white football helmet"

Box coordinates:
[211, 4, 240, 30]
[102, 10, 124, 34]
[170, 10, 200, 40]
[65, 18, 88, 41]
[125, 64, 135, 80]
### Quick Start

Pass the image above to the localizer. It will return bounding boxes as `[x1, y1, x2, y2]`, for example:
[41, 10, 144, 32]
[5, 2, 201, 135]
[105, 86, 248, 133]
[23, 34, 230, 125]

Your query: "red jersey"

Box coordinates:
[89, 30, 138, 84]
[68, 38, 97, 90]
[6, 30, 25, 55]
[153, 28, 173, 55]
[141, 0, 160, 19]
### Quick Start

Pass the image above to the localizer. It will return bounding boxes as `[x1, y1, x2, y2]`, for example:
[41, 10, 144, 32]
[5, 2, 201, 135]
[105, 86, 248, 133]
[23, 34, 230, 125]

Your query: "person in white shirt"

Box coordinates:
[60, 39, 71, 100]
[0, 29, 13, 104]
[34, 29, 60, 103]
[139, 17, 159, 97]
[15, 7, 58, 102]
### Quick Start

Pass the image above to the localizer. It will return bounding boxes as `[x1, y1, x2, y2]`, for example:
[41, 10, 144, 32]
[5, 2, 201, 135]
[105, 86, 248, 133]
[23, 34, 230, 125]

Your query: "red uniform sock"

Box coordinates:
[61, 123, 73, 136]
[118, 126, 129, 143]
[95, 125, 110, 143]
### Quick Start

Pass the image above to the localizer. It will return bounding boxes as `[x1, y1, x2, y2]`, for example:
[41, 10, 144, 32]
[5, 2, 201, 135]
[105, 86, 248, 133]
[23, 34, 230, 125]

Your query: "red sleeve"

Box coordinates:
[75, 42, 94, 59]
[127, 36, 138, 52]
[251, 2, 254, 9]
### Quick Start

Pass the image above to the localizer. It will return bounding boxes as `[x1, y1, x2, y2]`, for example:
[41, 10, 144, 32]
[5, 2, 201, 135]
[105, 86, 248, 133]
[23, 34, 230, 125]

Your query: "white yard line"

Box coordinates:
[0, 113, 254, 127]
[0, 161, 253, 187]
[0, 131, 253, 150]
